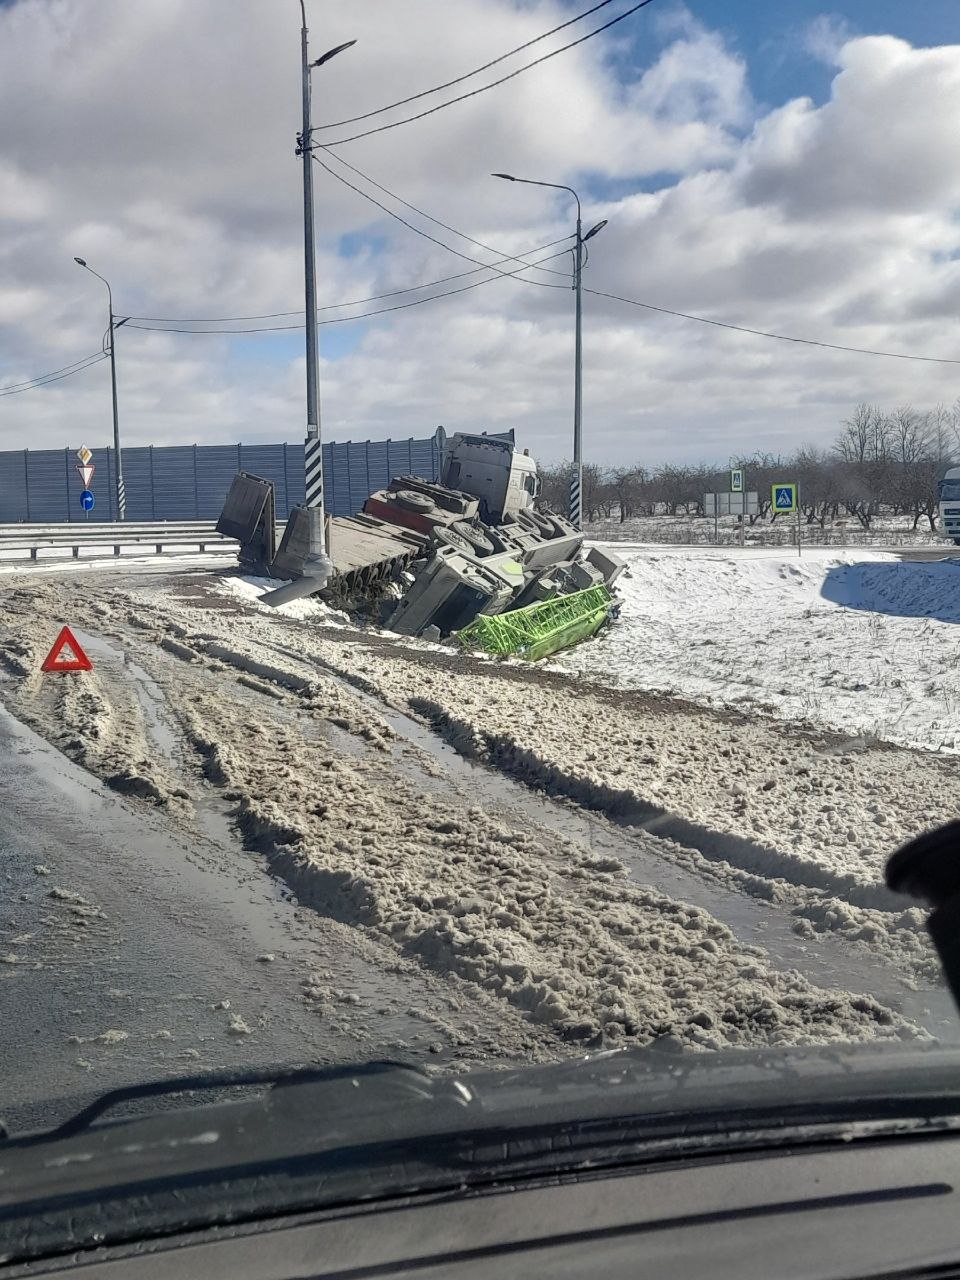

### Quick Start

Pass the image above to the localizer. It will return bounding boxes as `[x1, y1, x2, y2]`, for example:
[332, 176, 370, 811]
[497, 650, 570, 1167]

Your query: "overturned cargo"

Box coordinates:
[216, 437, 624, 655]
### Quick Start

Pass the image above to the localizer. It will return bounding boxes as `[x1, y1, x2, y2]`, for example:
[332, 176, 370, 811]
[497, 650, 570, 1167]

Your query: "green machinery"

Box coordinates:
[457, 585, 614, 661]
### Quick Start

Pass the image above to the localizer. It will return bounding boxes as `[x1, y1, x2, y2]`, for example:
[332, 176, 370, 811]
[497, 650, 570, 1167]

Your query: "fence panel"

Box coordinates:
[150, 446, 197, 519]
[121, 448, 156, 522]
[0, 432, 450, 524]
[195, 444, 241, 518]
[0, 453, 29, 522]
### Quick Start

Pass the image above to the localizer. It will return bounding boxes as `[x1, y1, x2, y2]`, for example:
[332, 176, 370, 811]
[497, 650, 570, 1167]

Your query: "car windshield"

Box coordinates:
[1, 0, 959, 1190]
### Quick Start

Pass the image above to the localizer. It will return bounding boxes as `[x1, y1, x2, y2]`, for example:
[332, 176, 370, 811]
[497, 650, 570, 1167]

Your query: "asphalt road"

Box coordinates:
[0, 702, 452, 1135]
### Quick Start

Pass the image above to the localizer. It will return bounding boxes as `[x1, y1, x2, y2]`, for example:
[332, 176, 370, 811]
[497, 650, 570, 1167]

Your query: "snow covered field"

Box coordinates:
[588, 514, 946, 548]
[555, 547, 960, 755]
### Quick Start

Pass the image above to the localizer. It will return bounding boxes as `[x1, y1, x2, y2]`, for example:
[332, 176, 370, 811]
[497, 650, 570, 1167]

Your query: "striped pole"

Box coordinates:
[568, 467, 582, 530]
[304, 434, 324, 510]
[116, 472, 126, 521]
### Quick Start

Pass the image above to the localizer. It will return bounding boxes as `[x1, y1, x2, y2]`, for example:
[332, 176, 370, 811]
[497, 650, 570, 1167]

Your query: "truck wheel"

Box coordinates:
[393, 489, 435, 513]
[431, 526, 475, 556]
[451, 521, 495, 554]
[518, 508, 554, 536]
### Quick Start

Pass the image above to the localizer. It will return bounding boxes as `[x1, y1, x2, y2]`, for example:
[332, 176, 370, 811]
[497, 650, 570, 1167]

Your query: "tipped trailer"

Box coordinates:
[216, 433, 624, 654]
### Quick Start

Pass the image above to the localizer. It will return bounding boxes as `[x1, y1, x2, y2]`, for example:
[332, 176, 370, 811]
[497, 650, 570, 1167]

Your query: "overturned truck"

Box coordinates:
[217, 432, 624, 658]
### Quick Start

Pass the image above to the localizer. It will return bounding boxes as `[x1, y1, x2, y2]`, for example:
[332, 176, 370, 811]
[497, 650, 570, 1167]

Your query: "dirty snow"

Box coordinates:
[555, 547, 960, 755]
[0, 572, 936, 1051]
[214, 573, 351, 625]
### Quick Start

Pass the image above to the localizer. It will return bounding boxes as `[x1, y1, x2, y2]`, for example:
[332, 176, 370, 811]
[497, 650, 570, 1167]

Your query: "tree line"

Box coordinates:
[538, 403, 960, 530]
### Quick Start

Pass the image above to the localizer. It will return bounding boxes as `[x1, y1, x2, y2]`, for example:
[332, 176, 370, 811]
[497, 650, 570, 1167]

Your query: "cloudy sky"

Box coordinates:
[2, 0, 960, 465]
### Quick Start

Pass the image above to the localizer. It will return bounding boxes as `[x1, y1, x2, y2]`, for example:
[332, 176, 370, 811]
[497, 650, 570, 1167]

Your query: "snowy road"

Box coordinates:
[0, 564, 952, 1076]
[0, 685, 547, 1133]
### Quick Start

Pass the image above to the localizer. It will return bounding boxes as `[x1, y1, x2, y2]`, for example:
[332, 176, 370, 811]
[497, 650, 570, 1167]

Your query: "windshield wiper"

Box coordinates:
[1, 1059, 415, 1147]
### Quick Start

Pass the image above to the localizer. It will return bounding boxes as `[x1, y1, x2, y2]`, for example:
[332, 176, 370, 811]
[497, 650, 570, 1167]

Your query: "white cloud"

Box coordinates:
[804, 13, 855, 66]
[3, 2, 960, 469]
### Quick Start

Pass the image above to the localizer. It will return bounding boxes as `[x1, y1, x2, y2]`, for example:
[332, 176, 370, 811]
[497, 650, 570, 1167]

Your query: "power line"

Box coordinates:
[579, 286, 960, 365]
[317, 0, 619, 131]
[122, 246, 574, 334]
[0, 351, 108, 397]
[0, 349, 107, 392]
[315, 146, 570, 278]
[121, 236, 573, 325]
[318, 0, 658, 147]
[314, 154, 575, 280]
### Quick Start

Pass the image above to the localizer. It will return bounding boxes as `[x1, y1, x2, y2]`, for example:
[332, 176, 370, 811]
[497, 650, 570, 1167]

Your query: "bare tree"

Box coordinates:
[610, 466, 647, 522]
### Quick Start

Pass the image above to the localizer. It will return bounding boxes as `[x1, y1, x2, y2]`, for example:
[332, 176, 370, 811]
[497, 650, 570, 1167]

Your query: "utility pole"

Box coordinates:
[74, 257, 126, 520]
[492, 173, 606, 531]
[573, 208, 583, 530]
[296, 2, 354, 578]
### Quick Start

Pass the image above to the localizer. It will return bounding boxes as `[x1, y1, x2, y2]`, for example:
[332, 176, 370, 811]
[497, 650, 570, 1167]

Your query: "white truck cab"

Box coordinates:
[939, 467, 960, 545]
[440, 433, 540, 523]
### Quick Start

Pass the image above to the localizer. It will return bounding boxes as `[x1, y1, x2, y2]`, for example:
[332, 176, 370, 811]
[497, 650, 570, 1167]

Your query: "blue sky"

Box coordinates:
[654, 1, 960, 105]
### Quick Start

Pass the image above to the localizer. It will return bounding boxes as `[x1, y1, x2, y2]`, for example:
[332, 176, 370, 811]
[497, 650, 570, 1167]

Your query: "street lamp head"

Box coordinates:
[583, 219, 608, 242]
[73, 257, 87, 267]
[311, 38, 356, 68]
[492, 172, 516, 181]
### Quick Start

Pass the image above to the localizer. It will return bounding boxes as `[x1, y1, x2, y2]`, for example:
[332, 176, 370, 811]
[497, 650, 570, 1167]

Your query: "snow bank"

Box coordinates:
[212, 574, 351, 625]
[555, 547, 960, 754]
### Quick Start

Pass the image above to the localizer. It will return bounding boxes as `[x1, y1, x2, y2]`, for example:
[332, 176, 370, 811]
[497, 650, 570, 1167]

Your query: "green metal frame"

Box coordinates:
[457, 585, 613, 660]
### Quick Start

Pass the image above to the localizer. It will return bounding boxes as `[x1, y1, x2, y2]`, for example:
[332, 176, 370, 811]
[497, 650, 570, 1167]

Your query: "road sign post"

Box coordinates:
[705, 491, 758, 545]
[771, 483, 800, 558]
[76, 448, 95, 522]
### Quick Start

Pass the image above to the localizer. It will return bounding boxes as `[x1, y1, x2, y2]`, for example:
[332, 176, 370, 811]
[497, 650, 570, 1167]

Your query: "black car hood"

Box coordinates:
[2, 1040, 959, 1267]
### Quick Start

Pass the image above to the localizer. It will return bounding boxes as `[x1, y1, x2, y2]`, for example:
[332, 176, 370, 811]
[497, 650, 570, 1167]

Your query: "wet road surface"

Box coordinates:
[0, 703, 467, 1134]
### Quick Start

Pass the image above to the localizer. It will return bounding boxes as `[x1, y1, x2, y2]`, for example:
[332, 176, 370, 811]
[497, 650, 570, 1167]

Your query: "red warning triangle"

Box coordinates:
[41, 626, 93, 673]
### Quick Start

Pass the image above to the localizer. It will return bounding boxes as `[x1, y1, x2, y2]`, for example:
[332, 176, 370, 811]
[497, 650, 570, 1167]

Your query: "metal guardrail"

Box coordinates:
[0, 521, 238, 562]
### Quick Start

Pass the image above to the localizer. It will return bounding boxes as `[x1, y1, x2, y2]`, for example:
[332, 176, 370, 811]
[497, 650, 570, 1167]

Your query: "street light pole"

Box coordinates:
[573, 204, 583, 525]
[296, 1, 354, 573]
[492, 173, 606, 531]
[74, 257, 125, 520]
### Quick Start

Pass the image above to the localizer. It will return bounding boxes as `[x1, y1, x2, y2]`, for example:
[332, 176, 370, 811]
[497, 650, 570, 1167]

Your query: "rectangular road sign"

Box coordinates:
[730, 468, 744, 493]
[76, 445, 93, 466]
[772, 483, 798, 513]
[705, 491, 759, 517]
[76, 463, 95, 487]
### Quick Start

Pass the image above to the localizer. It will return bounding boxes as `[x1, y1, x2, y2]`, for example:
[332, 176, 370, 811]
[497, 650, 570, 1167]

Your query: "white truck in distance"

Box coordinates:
[939, 467, 960, 545]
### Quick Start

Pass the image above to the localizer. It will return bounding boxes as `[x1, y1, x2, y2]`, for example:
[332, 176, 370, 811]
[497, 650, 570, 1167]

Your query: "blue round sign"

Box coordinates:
[80, 489, 95, 511]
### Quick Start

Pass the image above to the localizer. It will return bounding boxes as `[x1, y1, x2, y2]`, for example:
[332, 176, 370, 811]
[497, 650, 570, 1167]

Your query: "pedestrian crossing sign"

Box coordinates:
[772, 483, 797, 512]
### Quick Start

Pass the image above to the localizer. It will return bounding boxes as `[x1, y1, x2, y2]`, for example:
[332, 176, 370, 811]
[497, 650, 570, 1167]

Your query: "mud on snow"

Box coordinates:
[0, 571, 947, 1059]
